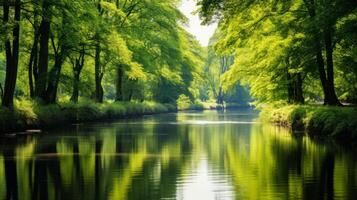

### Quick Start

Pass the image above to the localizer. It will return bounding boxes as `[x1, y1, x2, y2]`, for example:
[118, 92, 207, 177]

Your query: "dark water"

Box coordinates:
[0, 109, 356, 200]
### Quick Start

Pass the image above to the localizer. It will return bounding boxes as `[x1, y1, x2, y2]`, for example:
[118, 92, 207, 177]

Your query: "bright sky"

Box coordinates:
[179, 0, 218, 47]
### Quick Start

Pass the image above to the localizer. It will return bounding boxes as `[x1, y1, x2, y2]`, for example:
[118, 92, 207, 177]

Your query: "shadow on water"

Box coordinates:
[0, 109, 356, 200]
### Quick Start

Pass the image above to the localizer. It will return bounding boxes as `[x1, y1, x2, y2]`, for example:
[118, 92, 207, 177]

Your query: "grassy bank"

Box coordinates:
[0, 98, 251, 133]
[0, 100, 176, 133]
[260, 105, 357, 142]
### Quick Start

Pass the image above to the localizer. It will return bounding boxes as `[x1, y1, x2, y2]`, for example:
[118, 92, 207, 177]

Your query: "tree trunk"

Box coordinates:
[286, 57, 304, 104]
[128, 90, 133, 101]
[35, 4, 51, 100]
[95, 42, 103, 103]
[45, 56, 64, 104]
[217, 86, 224, 105]
[294, 73, 304, 104]
[115, 65, 124, 101]
[28, 32, 39, 98]
[2, 0, 21, 108]
[303, 0, 340, 106]
[314, 36, 331, 104]
[71, 47, 85, 103]
[71, 72, 80, 103]
[324, 26, 342, 106]
[216, 56, 227, 105]
[0, 83, 3, 99]
[286, 69, 294, 104]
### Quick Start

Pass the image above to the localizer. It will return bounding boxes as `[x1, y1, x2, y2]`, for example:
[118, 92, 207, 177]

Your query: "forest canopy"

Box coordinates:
[1, 0, 356, 109]
[197, 0, 357, 106]
[0, 0, 225, 108]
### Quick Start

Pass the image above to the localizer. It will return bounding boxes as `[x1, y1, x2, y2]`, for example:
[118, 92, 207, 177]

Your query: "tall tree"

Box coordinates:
[1, 0, 21, 107]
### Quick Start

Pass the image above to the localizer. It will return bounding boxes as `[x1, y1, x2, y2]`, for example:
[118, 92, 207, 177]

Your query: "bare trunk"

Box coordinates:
[71, 72, 80, 102]
[217, 87, 224, 105]
[35, 4, 51, 100]
[304, 0, 340, 106]
[115, 65, 124, 101]
[314, 36, 331, 104]
[95, 42, 103, 103]
[294, 73, 304, 104]
[71, 47, 85, 103]
[286, 57, 304, 104]
[45, 55, 64, 104]
[324, 26, 341, 106]
[2, 0, 21, 107]
[286, 68, 294, 104]
[28, 32, 39, 98]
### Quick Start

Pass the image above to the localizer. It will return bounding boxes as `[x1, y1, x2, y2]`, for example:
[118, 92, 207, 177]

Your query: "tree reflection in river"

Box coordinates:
[0, 110, 356, 200]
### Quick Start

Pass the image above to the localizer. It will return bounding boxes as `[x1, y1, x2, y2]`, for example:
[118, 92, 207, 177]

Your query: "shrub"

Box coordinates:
[177, 94, 192, 110]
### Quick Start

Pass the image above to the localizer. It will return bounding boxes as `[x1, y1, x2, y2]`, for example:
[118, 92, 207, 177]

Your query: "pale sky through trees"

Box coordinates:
[179, 0, 217, 47]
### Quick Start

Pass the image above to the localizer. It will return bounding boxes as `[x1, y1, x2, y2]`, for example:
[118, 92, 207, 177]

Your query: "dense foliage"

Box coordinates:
[201, 30, 251, 105]
[197, 0, 357, 106]
[0, 0, 208, 107]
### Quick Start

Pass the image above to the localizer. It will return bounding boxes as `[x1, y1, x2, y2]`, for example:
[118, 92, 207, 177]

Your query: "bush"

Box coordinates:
[177, 94, 192, 110]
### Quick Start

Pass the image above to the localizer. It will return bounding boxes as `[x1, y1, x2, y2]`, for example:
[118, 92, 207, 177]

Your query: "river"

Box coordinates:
[0, 109, 356, 200]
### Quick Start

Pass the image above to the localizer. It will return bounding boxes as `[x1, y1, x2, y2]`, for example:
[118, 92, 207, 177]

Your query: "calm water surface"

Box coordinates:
[0, 109, 356, 200]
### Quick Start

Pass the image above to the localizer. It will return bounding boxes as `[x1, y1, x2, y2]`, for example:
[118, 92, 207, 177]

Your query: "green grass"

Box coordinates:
[0, 99, 177, 133]
[260, 104, 357, 141]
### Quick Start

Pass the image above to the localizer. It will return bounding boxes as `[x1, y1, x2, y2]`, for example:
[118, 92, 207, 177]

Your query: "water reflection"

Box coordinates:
[0, 109, 356, 200]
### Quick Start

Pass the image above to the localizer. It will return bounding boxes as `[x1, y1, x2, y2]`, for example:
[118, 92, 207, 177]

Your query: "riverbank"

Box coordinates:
[260, 105, 357, 142]
[0, 100, 177, 133]
[0, 99, 251, 133]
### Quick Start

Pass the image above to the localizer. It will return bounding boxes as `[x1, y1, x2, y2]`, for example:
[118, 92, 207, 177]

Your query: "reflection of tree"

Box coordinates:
[16, 141, 36, 200]
[3, 145, 18, 200]
[0, 112, 357, 199]
[0, 155, 6, 200]
[222, 123, 357, 200]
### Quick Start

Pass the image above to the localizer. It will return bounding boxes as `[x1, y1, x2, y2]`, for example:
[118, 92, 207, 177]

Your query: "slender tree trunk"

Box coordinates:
[217, 87, 224, 105]
[71, 47, 85, 103]
[286, 57, 304, 104]
[95, 41, 103, 103]
[45, 36, 67, 104]
[28, 32, 39, 98]
[314, 36, 331, 104]
[45, 55, 64, 104]
[115, 65, 124, 101]
[71, 72, 80, 102]
[2, 0, 21, 107]
[286, 69, 294, 104]
[303, 0, 340, 106]
[128, 89, 133, 101]
[71, 70, 83, 103]
[28, 58, 35, 97]
[0, 83, 3, 99]
[324, 26, 341, 106]
[216, 56, 227, 105]
[35, 4, 51, 100]
[285, 57, 294, 103]
[294, 73, 304, 104]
